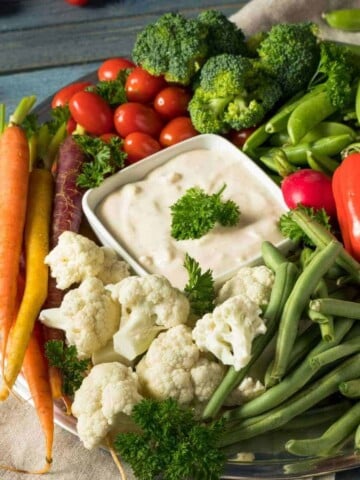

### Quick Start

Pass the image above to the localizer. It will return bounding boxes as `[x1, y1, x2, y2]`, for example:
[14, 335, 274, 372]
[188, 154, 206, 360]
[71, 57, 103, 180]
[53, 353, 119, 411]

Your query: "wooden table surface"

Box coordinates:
[0, 1, 359, 479]
[0, 0, 245, 114]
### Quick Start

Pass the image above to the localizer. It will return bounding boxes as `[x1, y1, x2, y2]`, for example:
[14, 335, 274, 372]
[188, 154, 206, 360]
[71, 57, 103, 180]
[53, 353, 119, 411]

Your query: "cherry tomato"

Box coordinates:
[51, 81, 92, 108]
[97, 57, 135, 81]
[125, 67, 167, 103]
[114, 102, 164, 138]
[65, 0, 89, 5]
[124, 132, 162, 164]
[154, 86, 192, 119]
[159, 117, 198, 147]
[100, 132, 121, 143]
[69, 91, 114, 136]
[228, 127, 256, 149]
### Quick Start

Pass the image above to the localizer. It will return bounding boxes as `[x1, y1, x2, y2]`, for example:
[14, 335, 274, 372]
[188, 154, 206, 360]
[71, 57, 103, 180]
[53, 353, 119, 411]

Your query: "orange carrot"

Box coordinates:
[0, 125, 30, 374]
[0, 168, 53, 399]
[22, 322, 54, 473]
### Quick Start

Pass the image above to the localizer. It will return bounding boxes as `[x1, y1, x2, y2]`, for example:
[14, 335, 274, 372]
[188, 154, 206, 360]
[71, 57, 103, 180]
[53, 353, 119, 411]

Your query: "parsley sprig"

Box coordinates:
[45, 340, 90, 397]
[73, 134, 127, 188]
[183, 254, 215, 316]
[114, 398, 226, 480]
[170, 184, 240, 240]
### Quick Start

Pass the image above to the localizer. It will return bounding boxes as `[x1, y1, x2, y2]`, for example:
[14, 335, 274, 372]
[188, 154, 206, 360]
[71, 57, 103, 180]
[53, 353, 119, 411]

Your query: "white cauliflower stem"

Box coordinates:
[45, 231, 130, 289]
[136, 324, 225, 405]
[39, 277, 121, 358]
[72, 362, 143, 449]
[107, 274, 190, 361]
[216, 265, 274, 307]
[192, 294, 266, 371]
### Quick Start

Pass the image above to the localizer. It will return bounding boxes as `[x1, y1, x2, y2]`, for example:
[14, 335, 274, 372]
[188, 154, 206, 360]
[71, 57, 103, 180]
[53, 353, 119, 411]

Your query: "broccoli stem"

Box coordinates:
[219, 353, 360, 446]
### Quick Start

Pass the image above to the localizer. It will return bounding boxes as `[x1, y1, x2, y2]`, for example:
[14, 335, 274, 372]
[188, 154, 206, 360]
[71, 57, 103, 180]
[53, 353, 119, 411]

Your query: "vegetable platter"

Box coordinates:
[2, 6, 360, 480]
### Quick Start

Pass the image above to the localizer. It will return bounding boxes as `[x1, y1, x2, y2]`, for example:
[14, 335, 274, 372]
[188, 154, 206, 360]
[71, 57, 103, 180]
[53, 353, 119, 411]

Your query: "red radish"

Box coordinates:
[281, 169, 337, 218]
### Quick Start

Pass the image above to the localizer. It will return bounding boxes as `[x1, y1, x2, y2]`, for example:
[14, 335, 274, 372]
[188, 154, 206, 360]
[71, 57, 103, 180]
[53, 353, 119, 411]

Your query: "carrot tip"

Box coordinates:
[0, 386, 10, 401]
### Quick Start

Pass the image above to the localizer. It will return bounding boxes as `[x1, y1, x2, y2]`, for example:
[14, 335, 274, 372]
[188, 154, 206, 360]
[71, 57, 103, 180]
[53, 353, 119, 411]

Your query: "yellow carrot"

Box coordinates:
[0, 168, 53, 399]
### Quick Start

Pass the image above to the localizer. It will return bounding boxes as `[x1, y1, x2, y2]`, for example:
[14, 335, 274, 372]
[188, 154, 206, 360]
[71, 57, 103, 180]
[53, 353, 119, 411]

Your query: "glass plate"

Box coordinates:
[14, 71, 360, 480]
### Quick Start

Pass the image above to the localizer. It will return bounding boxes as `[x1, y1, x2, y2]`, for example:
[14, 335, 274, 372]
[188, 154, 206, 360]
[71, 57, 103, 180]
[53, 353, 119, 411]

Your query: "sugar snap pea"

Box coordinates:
[268, 240, 342, 385]
[287, 90, 337, 144]
[323, 8, 360, 32]
[301, 121, 357, 144]
[356, 79, 360, 125]
[242, 124, 269, 155]
[306, 150, 339, 175]
[202, 260, 298, 419]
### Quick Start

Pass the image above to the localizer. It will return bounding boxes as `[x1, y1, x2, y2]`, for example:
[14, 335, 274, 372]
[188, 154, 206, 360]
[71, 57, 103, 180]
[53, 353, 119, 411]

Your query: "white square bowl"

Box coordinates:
[82, 133, 290, 287]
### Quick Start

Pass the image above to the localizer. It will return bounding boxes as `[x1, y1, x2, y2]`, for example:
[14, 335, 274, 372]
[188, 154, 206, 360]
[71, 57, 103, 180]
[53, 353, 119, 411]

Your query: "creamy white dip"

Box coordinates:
[96, 148, 285, 289]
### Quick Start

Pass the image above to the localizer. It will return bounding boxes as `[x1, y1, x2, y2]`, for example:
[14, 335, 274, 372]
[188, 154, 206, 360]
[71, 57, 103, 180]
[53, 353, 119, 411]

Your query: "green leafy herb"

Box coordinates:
[279, 204, 332, 247]
[170, 184, 240, 240]
[73, 134, 127, 188]
[86, 70, 131, 106]
[44, 340, 90, 396]
[114, 398, 226, 480]
[183, 253, 215, 316]
[47, 105, 70, 134]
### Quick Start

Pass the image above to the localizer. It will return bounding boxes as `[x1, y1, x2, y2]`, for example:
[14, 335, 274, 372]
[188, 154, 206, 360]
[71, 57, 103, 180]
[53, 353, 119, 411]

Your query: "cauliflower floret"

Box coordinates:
[225, 376, 265, 406]
[39, 277, 121, 358]
[136, 324, 225, 405]
[216, 265, 274, 307]
[192, 294, 266, 371]
[107, 274, 190, 361]
[45, 231, 130, 289]
[72, 362, 143, 449]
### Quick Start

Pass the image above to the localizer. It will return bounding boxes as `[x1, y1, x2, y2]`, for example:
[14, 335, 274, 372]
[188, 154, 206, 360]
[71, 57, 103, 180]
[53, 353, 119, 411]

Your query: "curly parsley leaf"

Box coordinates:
[279, 204, 332, 247]
[73, 134, 127, 188]
[45, 340, 90, 397]
[183, 254, 215, 316]
[114, 398, 226, 480]
[170, 184, 240, 240]
[86, 69, 131, 106]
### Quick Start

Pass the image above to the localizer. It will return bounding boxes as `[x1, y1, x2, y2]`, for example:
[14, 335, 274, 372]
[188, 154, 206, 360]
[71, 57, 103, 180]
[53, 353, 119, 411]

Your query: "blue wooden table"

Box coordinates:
[1, 1, 360, 479]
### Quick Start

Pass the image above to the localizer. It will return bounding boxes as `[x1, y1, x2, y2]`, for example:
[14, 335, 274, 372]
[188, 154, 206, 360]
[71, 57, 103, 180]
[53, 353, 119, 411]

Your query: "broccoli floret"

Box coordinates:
[189, 54, 282, 133]
[131, 12, 209, 85]
[257, 22, 320, 97]
[188, 87, 231, 134]
[197, 9, 247, 57]
[309, 41, 360, 110]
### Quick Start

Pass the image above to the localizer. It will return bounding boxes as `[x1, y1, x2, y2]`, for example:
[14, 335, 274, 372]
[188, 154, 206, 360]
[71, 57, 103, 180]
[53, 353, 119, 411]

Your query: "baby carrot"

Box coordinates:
[0, 168, 53, 399]
[0, 125, 30, 374]
[22, 322, 54, 473]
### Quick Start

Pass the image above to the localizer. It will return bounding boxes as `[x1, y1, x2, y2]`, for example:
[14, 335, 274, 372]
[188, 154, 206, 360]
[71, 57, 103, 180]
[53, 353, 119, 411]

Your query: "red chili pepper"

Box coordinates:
[332, 151, 360, 260]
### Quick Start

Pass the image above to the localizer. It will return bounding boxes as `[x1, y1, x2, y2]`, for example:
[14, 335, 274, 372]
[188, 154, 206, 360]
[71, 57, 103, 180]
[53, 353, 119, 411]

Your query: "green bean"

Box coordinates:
[286, 400, 360, 456]
[226, 317, 353, 421]
[261, 241, 288, 271]
[355, 422, 360, 452]
[287, 91, 338, 144]
[290, 209, 360, 283]
[322, 9, 360, 32]
[265, 87, 324, 134]
[340, 378, 360, 398]
[281, 401, 352, 430]
[310, 336, 360, 370]
[202, 261, 298, 419]
[308, 308, 334, 342]
[268, 240, 342, 385]
[242, 124, 269, 155]
[264, 323, 321, 387]
[219, 353, 360, 445]
[310, 297, 360, 319]
[306, 150, 340, 176]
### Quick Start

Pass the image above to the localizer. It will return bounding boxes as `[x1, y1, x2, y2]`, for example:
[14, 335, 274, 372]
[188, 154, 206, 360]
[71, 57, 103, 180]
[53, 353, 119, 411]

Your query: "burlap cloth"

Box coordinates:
[1, 1, 359, 478]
